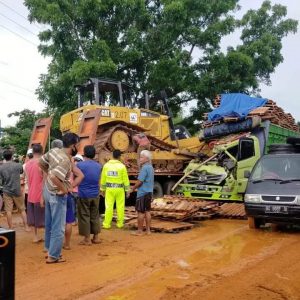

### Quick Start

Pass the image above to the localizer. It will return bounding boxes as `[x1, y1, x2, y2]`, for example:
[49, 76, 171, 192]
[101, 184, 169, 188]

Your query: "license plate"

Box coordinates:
[196, 185, 207, 190]
[265, 205, 288, 214]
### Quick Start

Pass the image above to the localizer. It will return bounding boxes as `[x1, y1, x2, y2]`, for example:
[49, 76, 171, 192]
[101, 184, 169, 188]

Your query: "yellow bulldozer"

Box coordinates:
[30, 78, 208, 196]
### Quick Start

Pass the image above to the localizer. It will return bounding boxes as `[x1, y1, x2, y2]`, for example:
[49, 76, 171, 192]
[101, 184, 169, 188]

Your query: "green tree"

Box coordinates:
[0, 110, 48, 155]
[25, 0, 298, 133]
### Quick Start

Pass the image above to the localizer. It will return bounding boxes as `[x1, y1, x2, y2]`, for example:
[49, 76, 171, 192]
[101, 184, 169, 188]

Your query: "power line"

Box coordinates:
[12, 90, 37, 99]
[0, 0, 42, 30]
[0, 91, 33, 101]
[0, 11, 37, 36]
[0, 78, 35, 94]
[0, 23, 38, 46]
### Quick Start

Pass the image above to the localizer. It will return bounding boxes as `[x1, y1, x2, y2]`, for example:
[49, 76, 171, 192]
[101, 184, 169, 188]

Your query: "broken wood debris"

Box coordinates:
[124, 196, 246, 233]
[126, 218, 194, 233]
[151, 196, 219, 221]
[218, 203, 246, 219]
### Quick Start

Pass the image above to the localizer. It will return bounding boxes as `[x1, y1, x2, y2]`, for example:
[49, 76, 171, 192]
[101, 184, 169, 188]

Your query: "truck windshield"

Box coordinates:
[250, 154, 300, 182]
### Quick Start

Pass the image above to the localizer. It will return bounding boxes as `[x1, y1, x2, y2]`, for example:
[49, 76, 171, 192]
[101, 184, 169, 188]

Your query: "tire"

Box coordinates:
[248, 217, 261, 229]
[271, 223, 286, 231]
[270, 223, 279, 232]
[153, 181, 163, 199]
[163, 180, 177, 195]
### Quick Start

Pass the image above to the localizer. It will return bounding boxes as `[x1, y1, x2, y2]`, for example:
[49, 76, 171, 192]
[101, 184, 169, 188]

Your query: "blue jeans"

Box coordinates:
[43, 186, 67, 259]
[71, 192, 78, 220]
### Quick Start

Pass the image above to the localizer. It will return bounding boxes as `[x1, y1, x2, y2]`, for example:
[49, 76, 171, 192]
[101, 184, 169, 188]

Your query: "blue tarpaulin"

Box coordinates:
[208, 93, 267, 122]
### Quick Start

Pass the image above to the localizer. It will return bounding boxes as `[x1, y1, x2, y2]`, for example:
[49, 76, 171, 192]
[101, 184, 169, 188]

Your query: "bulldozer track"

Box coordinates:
[94, 125, 118, 152]
[93, 123, 186, 175]
[113, 124, 175, 151]
[94, 123, 175, 153]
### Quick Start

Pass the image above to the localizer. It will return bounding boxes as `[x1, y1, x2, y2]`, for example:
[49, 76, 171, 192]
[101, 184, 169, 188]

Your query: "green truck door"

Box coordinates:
[236, 137, 261, 193]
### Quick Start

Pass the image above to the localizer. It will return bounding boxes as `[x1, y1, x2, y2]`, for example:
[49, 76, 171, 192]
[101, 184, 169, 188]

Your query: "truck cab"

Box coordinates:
[245, 141, 300, 228]
[176, 134, 261, 201]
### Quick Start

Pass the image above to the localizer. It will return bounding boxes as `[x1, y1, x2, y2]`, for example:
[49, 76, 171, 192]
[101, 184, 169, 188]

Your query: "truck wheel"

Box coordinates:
[163, 180, 177, 195]
[271, 223, 286, 231]
[153, 181, 163, 199]
[248, 217, 261, 229]
[270, 223, 279, 232]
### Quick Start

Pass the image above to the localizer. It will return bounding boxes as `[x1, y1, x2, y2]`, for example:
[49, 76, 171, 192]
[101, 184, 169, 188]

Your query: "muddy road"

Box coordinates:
[3, 215, 300, 300]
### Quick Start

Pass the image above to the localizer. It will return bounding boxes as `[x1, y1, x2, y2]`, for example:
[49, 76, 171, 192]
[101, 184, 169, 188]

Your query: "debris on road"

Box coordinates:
[126, 218, 194, 233]
[124, 196, 246, 233]
[151, 196, 219, 221]
[218, 203, 246, 219]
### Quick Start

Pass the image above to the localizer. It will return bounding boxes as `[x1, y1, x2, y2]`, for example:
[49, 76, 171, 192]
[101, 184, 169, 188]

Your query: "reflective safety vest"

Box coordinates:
[100, 159, 130, 191]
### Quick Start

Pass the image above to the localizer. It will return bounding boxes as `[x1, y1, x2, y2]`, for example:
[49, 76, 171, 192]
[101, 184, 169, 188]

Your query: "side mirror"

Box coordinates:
[244, 170, 251, 178]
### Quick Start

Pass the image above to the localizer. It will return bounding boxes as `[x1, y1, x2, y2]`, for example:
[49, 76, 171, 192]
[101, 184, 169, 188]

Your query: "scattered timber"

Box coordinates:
[124, 196, 247, 233]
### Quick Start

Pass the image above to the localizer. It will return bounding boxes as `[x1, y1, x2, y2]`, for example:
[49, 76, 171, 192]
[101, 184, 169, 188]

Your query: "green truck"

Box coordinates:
[174, 121, 299, 201]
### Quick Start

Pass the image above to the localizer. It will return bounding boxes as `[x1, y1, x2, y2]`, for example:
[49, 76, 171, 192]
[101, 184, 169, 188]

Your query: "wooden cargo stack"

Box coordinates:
[204, 96, 299, 132]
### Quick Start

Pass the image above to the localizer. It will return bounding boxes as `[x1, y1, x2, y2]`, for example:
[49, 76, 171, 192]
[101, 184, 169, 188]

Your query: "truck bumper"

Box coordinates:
[245, 203, 300, 224]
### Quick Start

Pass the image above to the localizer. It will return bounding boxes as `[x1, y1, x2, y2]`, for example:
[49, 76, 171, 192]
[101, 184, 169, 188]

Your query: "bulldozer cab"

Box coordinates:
[75, 78, 133, 108]
[74, 78, 191, 141]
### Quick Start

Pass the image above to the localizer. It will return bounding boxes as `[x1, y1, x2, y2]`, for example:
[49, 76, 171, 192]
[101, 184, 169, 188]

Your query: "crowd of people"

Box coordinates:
[0, 132, 154, 264]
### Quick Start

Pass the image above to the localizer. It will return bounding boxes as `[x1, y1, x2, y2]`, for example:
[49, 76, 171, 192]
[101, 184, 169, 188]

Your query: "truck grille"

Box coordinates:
[186, 173, 226, 185]
[261, 195, 296, 202]
[191, 193, 212, 198]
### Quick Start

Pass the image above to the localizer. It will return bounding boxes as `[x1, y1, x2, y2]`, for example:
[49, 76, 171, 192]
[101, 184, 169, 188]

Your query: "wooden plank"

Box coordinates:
[218, 203, 246, 219]
[223, 117, 240, 123]
[126, 218, 194, 233]
[249, 107, 270, 115]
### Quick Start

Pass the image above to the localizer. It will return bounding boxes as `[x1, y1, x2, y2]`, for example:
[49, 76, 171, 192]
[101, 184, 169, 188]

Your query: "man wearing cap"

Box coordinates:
[74, 154, 84, 162]
[100, 149, 130, 229]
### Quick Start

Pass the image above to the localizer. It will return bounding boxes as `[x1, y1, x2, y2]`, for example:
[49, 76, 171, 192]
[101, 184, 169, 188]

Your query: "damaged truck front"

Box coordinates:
[175, 127, 263, 201]
[174, 93, 299, 202]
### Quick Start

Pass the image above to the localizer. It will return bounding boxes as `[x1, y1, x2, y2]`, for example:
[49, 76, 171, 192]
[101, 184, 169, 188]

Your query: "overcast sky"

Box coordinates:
[0, 0, 299, 128]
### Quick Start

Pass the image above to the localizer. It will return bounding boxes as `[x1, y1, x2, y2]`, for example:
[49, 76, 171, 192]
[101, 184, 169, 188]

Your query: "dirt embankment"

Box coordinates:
[2, 214, 300, 300]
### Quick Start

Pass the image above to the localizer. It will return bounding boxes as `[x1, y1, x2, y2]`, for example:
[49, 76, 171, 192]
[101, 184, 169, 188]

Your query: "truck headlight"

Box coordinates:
[296, 196, 300, 204]
[244, 194, 261, 203]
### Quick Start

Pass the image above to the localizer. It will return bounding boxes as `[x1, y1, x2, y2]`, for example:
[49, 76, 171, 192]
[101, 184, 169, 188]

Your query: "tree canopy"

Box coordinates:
[25, 0, 298, 133]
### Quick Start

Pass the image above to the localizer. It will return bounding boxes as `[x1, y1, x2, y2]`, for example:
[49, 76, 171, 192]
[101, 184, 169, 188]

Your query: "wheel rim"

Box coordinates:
[110, 129, 130, 152]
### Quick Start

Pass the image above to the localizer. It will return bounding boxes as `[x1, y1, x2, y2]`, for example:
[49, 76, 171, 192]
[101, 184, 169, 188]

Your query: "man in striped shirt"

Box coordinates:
[39, 133, 83, 264]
